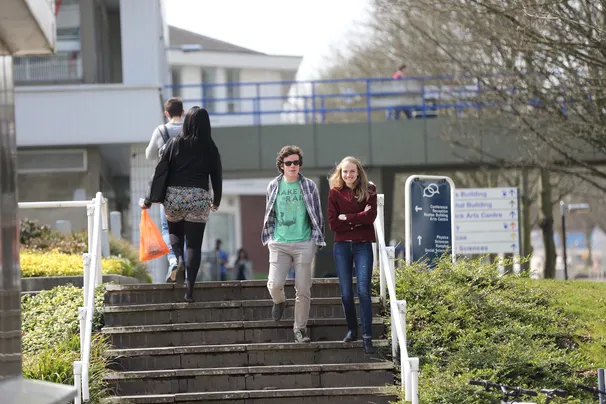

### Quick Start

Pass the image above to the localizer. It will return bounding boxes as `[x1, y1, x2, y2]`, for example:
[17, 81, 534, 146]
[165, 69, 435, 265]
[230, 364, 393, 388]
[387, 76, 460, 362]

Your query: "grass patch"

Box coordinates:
[391, 256, 605, 403]
[21, 285, 110, 403]
[537, 279, 606, 369]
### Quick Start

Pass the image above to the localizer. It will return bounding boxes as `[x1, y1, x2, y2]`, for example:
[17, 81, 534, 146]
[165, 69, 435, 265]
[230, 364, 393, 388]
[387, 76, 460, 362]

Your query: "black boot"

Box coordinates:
[363, 337, 375, 354]
[343, 329, 358, 342]
[184, 280, 195, 303]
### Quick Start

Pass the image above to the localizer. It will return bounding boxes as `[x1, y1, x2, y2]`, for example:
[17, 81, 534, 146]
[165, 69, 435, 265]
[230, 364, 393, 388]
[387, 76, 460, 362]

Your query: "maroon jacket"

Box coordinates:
[327, 184, 377, 242]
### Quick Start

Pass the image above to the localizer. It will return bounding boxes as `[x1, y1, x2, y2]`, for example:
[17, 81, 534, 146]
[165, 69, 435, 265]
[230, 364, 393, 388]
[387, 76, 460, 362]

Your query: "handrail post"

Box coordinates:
[73, 361, 82, 404]
[365, 79, 371, 121]
[255, 83, 261, 126]
[386, 246, 398, 361]
[311, 82, 316, 123]
[377, 195, 386, 306]
[409, 357, 419, 404]
[86, 203, 94, 254]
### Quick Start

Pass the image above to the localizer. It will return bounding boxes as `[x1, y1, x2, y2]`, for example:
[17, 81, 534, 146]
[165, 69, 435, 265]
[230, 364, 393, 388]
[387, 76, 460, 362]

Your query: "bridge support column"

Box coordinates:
[367, 168, 396, 244]
[316, 175, 335, 278]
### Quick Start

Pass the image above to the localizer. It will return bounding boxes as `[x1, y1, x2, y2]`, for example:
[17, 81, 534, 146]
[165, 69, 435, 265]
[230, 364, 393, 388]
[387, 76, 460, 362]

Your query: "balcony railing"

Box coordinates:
[14, 54, 82, 83]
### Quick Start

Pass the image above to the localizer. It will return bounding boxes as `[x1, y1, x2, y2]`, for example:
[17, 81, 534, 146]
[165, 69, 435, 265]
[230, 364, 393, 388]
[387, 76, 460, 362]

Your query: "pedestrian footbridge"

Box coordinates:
[169, 74, 604, 178]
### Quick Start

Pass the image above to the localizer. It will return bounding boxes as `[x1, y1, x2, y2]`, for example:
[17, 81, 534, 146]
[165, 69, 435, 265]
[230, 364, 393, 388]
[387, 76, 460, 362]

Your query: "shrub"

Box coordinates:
[393, 256, 596, 403]
[109, 236, 152, 283]
[20, 218, 52, 244]
[20, 250, 135, 279]
[21, 285, 109, 402]
[20, 218, 151, 282]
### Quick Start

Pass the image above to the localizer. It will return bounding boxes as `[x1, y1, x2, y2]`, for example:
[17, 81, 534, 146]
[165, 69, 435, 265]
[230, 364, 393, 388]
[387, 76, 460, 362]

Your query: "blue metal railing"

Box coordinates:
[164, 74, 534, 125]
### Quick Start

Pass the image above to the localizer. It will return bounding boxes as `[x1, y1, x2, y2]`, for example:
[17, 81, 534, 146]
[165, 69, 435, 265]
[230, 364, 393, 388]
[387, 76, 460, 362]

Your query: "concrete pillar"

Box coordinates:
[0, 55, 21, 379]
[79, 0, 99, 83]
[367, 167, 396, 244]
[119, 0, 165, 86]
[316, 175, 335, 278]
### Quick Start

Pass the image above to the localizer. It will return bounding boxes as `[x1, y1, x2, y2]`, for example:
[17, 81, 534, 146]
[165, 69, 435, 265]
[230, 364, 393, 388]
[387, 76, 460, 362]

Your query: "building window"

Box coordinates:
[17, 149, 88, 174]
[171, 68, 181, 98]
[226, 69, 240, 113]
[201, 68, 216, 113]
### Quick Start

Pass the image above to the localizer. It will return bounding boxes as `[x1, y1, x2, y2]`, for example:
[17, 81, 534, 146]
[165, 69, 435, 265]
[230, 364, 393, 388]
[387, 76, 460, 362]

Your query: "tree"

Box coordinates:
[317, 0, 606, 278]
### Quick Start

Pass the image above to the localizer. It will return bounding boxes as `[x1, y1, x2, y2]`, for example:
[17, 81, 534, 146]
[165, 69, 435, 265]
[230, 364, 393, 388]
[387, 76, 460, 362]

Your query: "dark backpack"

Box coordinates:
[158, 125, 170, 157]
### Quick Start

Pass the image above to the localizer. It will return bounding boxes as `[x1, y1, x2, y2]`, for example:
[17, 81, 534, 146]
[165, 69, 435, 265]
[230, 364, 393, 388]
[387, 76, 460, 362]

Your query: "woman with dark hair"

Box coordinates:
[145, 106, 222, 302]
[234, 248, 253, 280]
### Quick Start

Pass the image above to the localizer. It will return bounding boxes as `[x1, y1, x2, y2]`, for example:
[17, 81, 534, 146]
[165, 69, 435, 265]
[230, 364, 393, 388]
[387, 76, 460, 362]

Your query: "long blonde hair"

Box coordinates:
[329, 156, 371, 203]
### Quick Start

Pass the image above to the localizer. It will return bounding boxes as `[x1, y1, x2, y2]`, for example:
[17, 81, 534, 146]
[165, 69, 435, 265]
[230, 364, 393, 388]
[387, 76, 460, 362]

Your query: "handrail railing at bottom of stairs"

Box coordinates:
[19, 191, 109, 403]
[373, 194, 419, 404]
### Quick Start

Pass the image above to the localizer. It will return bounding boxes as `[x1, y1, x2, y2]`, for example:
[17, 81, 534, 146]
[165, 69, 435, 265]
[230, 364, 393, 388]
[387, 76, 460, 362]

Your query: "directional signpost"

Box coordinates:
[454, 187, 521, 255]
[405, 175, 455, 266]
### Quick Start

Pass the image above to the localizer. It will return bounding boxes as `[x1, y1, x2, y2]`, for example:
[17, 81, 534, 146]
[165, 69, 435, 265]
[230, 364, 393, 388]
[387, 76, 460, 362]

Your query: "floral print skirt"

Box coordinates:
[163, 186, 212, 223]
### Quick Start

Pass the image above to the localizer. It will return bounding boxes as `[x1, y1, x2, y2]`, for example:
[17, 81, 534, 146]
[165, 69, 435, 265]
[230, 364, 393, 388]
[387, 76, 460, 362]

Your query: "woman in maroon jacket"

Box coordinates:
[327, 156, 377, 354]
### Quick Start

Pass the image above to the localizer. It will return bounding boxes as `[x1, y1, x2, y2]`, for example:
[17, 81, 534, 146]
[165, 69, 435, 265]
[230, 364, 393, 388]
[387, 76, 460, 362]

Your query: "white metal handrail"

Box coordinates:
[19, 192, 108, 403]
[374, 194, 419, 404]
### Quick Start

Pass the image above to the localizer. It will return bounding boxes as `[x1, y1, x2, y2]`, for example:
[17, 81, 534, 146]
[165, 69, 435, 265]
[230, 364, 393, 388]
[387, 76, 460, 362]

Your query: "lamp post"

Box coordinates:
[559, 201, 590, 280]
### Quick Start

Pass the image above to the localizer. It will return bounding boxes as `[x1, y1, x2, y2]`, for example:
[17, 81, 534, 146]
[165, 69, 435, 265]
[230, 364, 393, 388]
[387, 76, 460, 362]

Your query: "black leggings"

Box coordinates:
[167, 220, 207, 282]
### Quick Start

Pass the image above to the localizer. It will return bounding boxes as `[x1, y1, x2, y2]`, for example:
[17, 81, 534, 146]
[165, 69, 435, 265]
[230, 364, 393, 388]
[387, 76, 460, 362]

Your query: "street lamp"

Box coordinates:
[560, 201, 590, 280]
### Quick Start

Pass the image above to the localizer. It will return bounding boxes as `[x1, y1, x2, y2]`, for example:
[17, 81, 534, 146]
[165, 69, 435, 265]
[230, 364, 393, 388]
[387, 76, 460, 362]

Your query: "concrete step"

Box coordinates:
[105, 279, 350, 306]
[103, 297, 382, 327]
[107, 340, 390, 372]
[106, 362, 394, 396]
[102, 318, 386, 349]
[103, 386, 398, 403]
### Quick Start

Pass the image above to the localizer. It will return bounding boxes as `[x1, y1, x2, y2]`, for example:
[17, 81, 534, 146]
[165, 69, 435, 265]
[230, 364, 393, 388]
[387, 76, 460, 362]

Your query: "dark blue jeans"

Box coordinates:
[333, 242, 374, 338]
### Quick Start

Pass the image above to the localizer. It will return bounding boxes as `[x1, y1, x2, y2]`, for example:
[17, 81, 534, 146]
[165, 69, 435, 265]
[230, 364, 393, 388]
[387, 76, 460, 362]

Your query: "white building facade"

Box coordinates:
[13, 2, 302, 282]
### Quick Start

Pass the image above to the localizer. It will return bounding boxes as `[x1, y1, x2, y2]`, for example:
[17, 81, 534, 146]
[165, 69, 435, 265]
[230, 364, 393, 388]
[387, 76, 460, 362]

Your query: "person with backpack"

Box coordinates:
[145, 98, 184, 282]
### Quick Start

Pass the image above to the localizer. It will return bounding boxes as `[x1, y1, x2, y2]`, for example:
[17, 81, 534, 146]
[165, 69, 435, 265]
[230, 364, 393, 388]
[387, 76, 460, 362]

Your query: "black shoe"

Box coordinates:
[363, 337, 375, 354]
[272, 302, 285, 321]
[343, 330, 358, 343]
[184, 281, 195, 303]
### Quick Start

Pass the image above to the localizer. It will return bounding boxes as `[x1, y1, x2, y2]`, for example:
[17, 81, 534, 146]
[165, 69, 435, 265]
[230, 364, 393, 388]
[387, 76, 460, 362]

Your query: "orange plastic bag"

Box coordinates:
[139, 209, 170, 261]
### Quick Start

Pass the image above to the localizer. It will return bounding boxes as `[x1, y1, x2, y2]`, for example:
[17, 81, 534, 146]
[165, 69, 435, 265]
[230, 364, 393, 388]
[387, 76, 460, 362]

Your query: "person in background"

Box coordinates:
[145, 106, 222, 302]
[392, 63, 408, 80]
[327, 156, 377, 354]
[145, 97, 184, 282]
[215, 239, 229, 281]
[261, 145, 325, 343]
[391, 64, 413, 119]
[234, 248, 253, 280]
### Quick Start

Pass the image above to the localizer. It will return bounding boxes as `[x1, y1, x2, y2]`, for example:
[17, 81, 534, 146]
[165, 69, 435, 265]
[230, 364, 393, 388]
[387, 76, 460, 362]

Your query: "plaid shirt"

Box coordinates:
[261, 173, 326, 247]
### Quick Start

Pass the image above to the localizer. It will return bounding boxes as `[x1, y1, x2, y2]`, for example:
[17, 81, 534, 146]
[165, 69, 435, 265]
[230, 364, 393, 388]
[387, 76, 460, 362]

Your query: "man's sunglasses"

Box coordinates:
[283, 160, 301, 167]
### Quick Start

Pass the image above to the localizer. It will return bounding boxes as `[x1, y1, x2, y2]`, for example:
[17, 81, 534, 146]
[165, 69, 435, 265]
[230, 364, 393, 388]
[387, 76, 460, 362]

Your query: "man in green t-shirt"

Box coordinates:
[261, 145, 325, 343]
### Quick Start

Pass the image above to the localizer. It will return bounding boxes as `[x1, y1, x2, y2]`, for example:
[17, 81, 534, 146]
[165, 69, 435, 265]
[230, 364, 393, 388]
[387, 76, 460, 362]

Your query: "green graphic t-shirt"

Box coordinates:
[273, 178, 311, 243]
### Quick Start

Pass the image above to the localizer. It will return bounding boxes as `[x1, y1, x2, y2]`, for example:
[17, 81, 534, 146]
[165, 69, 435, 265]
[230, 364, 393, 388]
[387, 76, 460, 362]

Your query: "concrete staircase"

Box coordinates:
[102, 279, 398, 403]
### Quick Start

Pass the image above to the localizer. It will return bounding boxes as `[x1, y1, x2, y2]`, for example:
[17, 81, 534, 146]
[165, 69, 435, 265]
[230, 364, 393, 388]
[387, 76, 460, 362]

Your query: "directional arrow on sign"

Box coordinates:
[509, 200, 515, 207]
[509, 189, 515, 196]
[510, 222, 516, 229]
[511, 243, 517, 250]
[417, 235, 422, 245]
[510, 211, 516, 218]
[415, 205, 422, 212]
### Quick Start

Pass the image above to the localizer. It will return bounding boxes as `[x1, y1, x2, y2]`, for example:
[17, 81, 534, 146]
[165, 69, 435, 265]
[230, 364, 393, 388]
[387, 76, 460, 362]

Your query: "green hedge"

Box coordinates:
[394, 257, 602, 403]
[21, 285, 110, 403]
[20, 218, 151, 282]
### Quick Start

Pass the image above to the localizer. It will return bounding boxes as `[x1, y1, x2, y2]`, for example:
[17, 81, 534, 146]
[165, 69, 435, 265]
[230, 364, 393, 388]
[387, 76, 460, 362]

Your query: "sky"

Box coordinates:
[164, 0, 370, 79]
